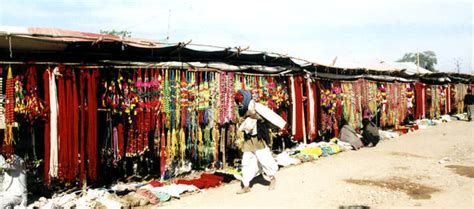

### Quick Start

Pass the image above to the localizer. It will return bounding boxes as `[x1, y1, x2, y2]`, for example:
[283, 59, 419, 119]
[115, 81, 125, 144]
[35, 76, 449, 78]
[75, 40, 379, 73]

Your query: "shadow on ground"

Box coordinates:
[344, 177, 440, 199]
[445, 165, 474, 178]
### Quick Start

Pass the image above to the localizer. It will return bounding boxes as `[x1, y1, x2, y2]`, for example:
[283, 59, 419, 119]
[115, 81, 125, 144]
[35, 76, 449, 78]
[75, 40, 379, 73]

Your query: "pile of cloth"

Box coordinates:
[174, 173, 224, 189]
[284, 140, 345, 163]
[28, 189, 132, 209]
[416, 119, 442, 129]
[275, 151, 301, 167]
[440, 115, 452, 122]
[379, 130, 400, 140]
[28, 171, 241, 208]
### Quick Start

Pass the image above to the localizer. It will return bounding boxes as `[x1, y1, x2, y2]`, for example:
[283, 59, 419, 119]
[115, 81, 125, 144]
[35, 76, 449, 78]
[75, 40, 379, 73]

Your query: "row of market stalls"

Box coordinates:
[0, 27, 473, 194]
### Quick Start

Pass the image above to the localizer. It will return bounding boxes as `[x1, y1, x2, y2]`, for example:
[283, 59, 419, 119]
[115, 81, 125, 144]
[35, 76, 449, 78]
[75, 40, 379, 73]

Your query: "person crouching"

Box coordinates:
[361, 118, 380, 147]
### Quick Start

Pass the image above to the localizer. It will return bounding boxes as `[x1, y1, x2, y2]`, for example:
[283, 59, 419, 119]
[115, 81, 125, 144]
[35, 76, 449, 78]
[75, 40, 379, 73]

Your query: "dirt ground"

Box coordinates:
[159, 120, 474, 209]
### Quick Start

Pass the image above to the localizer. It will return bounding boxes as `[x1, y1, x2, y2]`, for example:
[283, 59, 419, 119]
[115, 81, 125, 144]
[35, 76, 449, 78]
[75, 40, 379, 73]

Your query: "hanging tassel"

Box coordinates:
[204, 126, 211, 163]
[160, 114, 166, 178]
[175, 70, 181, 128]
[179, 127, 186, 164]
[171, 128, 178, 161]
[212, 126, 219, 164]
[166, 129, 172, 161]
[197, 125, 203, 160]
[42, 68, 51, 185]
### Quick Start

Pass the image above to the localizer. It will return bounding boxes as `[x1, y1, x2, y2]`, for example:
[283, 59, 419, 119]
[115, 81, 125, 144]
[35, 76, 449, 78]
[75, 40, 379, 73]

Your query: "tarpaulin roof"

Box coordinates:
[0, 26, 472, 83]
[0, 26, 301, 70]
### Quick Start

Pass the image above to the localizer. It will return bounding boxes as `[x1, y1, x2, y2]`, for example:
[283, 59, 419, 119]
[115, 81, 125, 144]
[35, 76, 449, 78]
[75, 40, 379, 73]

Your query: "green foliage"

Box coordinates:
[99, 30, 132, 37]
[397, 51, 438, 72]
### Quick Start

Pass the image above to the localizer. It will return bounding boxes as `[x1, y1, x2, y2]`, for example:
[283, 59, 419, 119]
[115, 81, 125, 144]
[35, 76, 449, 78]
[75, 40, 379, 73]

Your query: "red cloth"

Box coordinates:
[117, 123, 124, 158]
[71, 70, 79, 181]
[149, 180, 164, 187]
[289, 76, 304, 141]
[305, 78, 318, 141]
[175, 173, 223, 189]
[65, 68, 77, 181]
[137, 109, 144, 153]
[57, 65, 67, 181]
[87, 70, 100, 181]
[65, 69, 73, 181]
[415, 82, 425, 119]
[42, 69, 51, 185]
[200, 173, 224, 182]
[79, 68, 87, 183]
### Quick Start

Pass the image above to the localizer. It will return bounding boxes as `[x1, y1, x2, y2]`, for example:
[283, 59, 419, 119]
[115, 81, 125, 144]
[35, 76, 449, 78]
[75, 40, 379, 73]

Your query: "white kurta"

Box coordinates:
[239, 99, 282, 187]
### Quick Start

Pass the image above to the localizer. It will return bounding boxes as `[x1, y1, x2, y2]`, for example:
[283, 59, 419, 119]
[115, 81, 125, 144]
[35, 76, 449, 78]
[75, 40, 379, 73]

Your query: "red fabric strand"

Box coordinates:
[174, 173, 223, 189]
[57, 65, 67, 181]
[79, 69, 86, 183]
[65, 68, 73, 181]
[415, 82, 425, 119]
[71, 70, 79, 181]
[305, 79, 318, 141]
[289, 76, 304, 141]
[117, 123, 124, 158]
[87, 70, 99, 181]
[42, 69, 51, 185]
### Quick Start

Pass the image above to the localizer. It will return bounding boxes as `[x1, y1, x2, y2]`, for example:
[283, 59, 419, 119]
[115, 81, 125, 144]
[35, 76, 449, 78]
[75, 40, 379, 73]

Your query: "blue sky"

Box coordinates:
[0, 0, 472, 72]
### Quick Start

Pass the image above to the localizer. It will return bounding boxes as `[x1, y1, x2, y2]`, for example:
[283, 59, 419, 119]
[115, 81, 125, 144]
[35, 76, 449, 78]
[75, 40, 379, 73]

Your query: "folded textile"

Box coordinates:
[275, 152, 300, 167]
[147, 184, 199, 198]
[111, 183, 137, 192]
[149, 190, 171, 202]
[300, 147, 323, 156]
[175, 173, 223, 189]
[136, 188, 159, 204]
[329, 144, 341, 153]
[337, 141, 353, 151]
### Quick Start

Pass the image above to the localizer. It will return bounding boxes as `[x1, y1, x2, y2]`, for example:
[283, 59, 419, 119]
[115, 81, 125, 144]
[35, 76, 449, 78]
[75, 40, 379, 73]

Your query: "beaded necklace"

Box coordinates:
[218, 72, 227, 125]
[227, 73, 235, 122]
[175, 70, 181, 129]
[186, 72, 194, 153]
[3, 66, 15, 159]
[209, 72, 219, 127]
[163, 69, 170, 128]
[0, 68, 4, 131]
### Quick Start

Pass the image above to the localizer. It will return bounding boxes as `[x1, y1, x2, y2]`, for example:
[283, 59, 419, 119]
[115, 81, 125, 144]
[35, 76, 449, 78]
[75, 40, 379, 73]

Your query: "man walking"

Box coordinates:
[234, 90, 286, 194]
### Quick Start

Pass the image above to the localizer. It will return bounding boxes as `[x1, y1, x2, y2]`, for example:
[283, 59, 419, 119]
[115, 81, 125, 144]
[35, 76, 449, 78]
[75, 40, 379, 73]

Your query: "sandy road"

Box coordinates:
[159, 120, 474, 209]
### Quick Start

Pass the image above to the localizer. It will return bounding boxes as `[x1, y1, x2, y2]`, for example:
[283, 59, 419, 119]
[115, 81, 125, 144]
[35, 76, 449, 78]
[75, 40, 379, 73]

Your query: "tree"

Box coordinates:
[99, 30, 132, 37]
[397, 51, 438, 72]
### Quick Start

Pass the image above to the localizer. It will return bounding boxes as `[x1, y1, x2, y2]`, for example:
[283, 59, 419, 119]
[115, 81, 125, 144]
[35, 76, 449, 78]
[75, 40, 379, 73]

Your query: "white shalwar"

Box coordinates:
[238, 99, 285, 187]
[241, 147, 279, 187]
